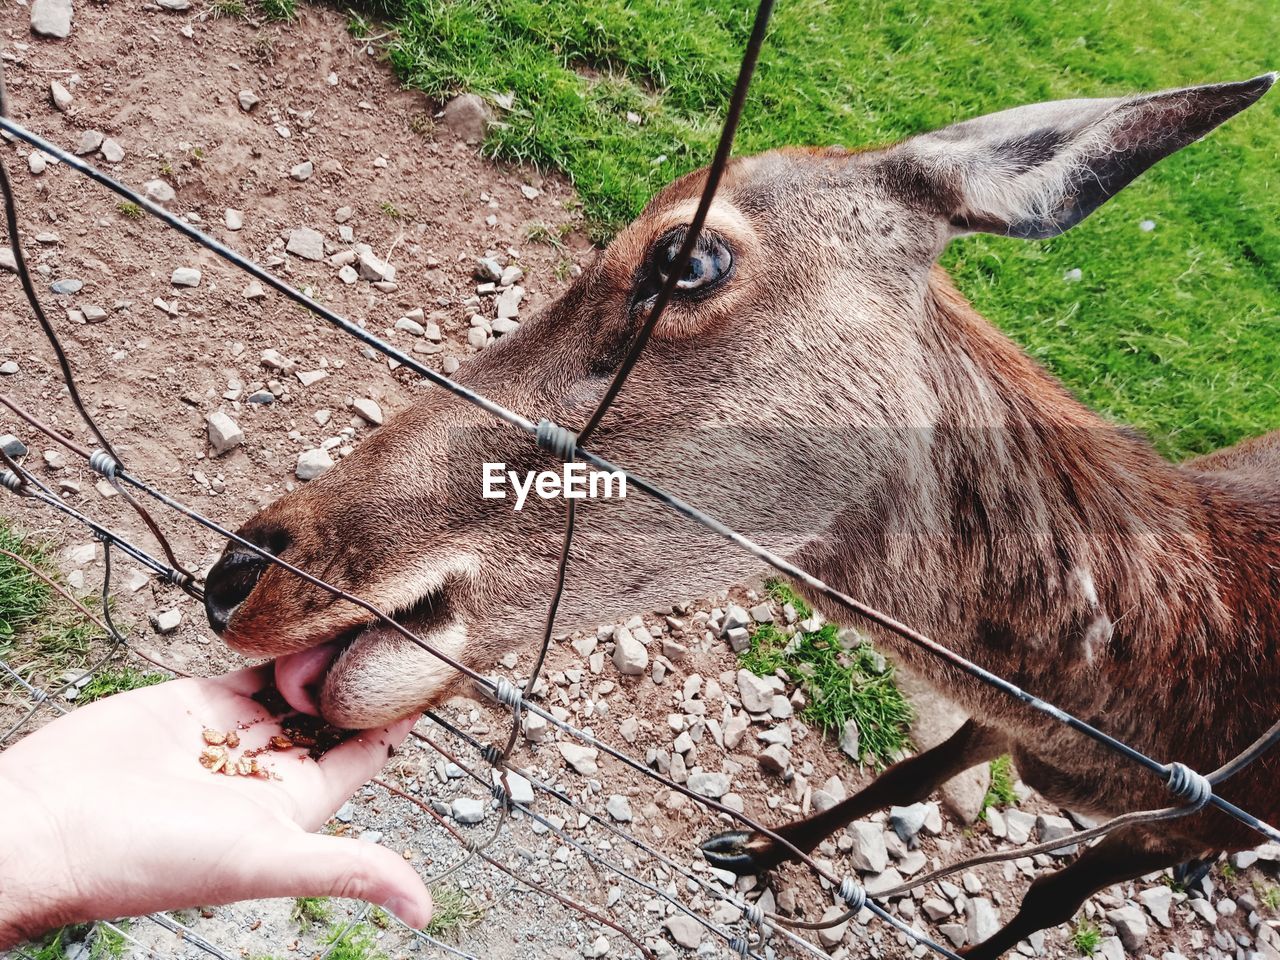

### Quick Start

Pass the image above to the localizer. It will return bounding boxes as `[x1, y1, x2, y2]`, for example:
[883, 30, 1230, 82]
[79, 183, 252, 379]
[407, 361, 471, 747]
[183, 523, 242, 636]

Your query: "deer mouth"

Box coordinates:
[271, 583, 454, 721]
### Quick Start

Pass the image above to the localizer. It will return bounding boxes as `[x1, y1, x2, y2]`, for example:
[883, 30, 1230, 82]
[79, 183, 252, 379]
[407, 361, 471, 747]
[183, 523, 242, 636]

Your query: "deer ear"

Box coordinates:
[887, 75, 1275, 240]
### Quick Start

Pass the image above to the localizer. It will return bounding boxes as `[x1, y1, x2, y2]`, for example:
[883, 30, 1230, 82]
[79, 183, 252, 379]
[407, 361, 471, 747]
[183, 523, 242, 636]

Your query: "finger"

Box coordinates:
[307, 714, 419, 815]
[244, 830, 433, 928]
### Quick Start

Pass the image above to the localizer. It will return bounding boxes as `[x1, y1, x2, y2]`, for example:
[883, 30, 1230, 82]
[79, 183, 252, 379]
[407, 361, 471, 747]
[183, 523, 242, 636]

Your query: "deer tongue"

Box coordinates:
[274, 640, 346, 716]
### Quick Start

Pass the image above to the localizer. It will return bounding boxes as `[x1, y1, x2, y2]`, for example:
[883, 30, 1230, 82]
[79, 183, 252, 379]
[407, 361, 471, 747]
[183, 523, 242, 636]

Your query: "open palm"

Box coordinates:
[0, 665, 431, 946]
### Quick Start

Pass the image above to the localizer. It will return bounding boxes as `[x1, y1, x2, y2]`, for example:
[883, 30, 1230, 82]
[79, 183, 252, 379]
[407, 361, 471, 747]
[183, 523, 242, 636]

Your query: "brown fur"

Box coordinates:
[204, 79, 1277, 955]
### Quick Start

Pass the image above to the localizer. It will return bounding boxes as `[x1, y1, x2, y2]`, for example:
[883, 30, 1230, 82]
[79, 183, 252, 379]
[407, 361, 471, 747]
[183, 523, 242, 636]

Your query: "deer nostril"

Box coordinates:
[204, 547, 269, 633]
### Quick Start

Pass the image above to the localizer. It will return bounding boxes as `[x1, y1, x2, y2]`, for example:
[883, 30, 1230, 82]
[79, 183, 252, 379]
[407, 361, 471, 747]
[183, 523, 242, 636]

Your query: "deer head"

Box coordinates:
[204, 76, 1274, 728]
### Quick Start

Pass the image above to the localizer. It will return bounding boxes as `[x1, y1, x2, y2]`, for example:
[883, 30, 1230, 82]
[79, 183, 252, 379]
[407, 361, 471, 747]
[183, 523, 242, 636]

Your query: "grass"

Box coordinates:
[368, 0, 1279, 460]
[24, 923, 127, 960]
[1260, 882, 1280, 912]
[210, 0, 247, 18]
[322, 922, 384, 960]
[257, 0, 296, 21]
[740, 580, 912, 767]
[77, 666, 167, 704]
[0, 521, 105, 677]
[1072, 920, 1103, 956]
[424, 883, 486, 940]
[379, 200, 410, 220]
[116, 201, 143, 220]
[982, 754, 1019, 815]
[291, 896, 332, 927]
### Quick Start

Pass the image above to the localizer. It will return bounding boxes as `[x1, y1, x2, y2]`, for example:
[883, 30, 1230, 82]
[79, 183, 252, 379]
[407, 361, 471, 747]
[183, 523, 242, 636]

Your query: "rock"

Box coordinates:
[295, 448, 334, 481]
[297, 370, 326, 387]
[474, 257, 502, 282]
[612, 628, 648, 675]
[1, 435, 29, 458]
[225, 209, 244, 231]
[357, 250, 394, 282]
[495, 284, 524, 319]
[0, 250, 15, 273]
[238, 90, 259, 112]
[605, 795, 632, 822]
[839, 718, 860, 760]
[758, 743, 790, 775]
[1107, 904, 1149, 952]
[522, 712, 549, 742]
[722, 604, 751, 631]
[1140, 219, 1156, 232]
[583, 935, 609, 958]
[1097, 936, 1126, 960]
[965, 897, 999, 946]
[243, 281, 266, 300]
[1, 361, 19, 375]
[1139, 886, 1173, 928]
[75, 129, 103, 155]
[736, 668, 777, 713]
[663, 915, 702, 950]
[290, 160, 314, 182]
[1004, 808, 1036, 845]
[722, 713, 750, 750]
[451, 797, 486, 824]
[922, 897, 953, 921]
[687, 771, 730, 799]
[171, 267, 201, 287]
[750, 603, 773, 623]
[558, 742, 599, 776]
[817, 905, 849, 948]
[940, 764, 990, 825]
[205, 411, 243, 455]
[286, 227, 324, 261]
[28, 153, 47, 175]
[864, 866, 905, 897]
[1035, 813, 1077, 855]
[1188, 898, 1217, 926]
[30, 0, 73, 38]
[847, 821, 889, 873]
[494, 770, 534, 805]
[889, 803, 929, 846]
[443, 93, 491, 142]
[100, 139, 124, 164]
[351, 397, 383, 427]
[50, 80, 73, 111]
[144, 179, 175, 203]
[396, 317, 425, 336]
[150, 609, 182, 634]
[1063, 267, 1083, 283]
[157, 0, 190, 9]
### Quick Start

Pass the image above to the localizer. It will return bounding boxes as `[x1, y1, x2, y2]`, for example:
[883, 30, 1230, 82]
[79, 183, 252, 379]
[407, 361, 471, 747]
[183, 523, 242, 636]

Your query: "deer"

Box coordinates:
[201, 75, 1279, 957]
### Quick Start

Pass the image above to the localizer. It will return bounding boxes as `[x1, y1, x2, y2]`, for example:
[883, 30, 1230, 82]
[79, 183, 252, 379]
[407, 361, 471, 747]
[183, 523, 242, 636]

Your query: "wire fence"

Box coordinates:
[2, 1, 1279, 957]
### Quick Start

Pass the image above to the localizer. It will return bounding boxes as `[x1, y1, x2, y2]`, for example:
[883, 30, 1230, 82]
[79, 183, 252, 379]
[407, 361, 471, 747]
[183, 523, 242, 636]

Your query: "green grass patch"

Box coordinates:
[424, 883, 485, 940]
[982, 754, 1019, 815]
[1072, 920, 1103, 956]
[0, 522, 53, 657]
[210, 0, 247, 18]
[257, 0, 296, 22]
[22, 923, 126, 960]
[291, 896, 331, 927]
[741, 579, 911, 767]
[322, 922, 384, 960]
[77, 666, 167, 704]
[116, 201, 143, 220]
[1260, 883, 1280, 912]
[368, 0, 1279, 459]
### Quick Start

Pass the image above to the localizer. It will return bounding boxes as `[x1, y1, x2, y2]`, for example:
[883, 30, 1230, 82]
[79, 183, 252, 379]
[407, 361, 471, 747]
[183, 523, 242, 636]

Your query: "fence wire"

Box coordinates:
[1, 2, 1278, 958]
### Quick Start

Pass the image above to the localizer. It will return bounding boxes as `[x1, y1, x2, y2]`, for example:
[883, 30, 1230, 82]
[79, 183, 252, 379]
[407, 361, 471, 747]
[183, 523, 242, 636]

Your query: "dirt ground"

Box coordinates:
[1, 4, 1278, 960]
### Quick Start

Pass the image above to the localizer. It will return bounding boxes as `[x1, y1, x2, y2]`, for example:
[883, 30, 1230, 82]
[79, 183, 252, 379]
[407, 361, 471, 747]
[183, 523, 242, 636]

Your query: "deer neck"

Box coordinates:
[811, 268, 1226, 694]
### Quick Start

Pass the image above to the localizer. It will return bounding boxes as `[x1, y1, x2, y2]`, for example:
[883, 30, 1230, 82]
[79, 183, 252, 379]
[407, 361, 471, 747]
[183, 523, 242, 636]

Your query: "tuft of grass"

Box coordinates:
[982, 754, 1019, 815]
[77, 666, 167, 704]
[210, 0, 246, 18]
[257, 0, 296, 21]
[740, 579, 911, 768]
[22, 923, 125, 960]
[1072, 920, 1102, 955]
[425, 883, 485, 940]
[379, 200, 409, 220]
[370, 0, 1280, 461]
[322, 922, 384, 960]
[116, 201, 144, 220]
[1260, 883, 1280, 912]
[0, 523, 53, 657]
[291, 896, 331, 927]
[526, 220, 572, 252]
[1220, 861, 1239, 882]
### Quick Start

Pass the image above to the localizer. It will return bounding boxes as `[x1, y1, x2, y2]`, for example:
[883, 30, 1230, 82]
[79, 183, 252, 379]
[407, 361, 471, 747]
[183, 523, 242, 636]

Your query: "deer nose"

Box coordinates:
[204, 546, 269, 633]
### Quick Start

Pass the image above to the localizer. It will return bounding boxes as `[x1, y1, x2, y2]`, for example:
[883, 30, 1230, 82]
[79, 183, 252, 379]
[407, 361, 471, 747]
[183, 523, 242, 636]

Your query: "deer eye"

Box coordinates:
[655, 230, 733, 294]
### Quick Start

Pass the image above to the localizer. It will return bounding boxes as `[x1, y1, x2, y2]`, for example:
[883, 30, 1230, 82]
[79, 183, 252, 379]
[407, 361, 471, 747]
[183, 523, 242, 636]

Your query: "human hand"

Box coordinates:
[0, 665, 432, 947]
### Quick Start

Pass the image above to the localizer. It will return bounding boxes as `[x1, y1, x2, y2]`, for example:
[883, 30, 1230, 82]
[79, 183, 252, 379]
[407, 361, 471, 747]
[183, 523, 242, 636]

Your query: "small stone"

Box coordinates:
[1, 361, 20, 375]
[334, 205, 353, 223]
[558, 742, 599, 776]
[157, 0, 190, 9]
[663, 916, 702, 950]
[297, 370, 327, 387]
[81, 304, 108, 323]
[965, 897, 1000, 946]
[338, 265, 358, 284]
[290, 160, 314, 182]
[351, 397, 383, 427]
[395, 317, 425, 336]
[100, 139, 124, 164]
[50, 80, 73, 112]
[144, 179, 175, 203]
[286, 227, 325, 262]
[243, 281, 266, 300]
[495, 284, 524, 319]
[28, 153, 47, 175]
[816, 906, 848, 949]
[612, 627, 648, 676]
[889, 803, 929, 846]
[736, 668, 777, 713]
[238, 90, 260, 112]
[1004, 809, 1037, 845]
[1138, 885, 1173, 928]
[839, 718, 860, 760]
[474, 257, 502, 282]
[1106, 904, 1149, 952]
[605, 795, 632, 822]
[758, 743, 790, 775]
[1035, 813, 1078, 855]
[443, 93, 491, 142]
[225, 209, 244, 231]
[1139, 219, 1156, 232]
[30, 0, 73, 39]
[51, 278, 83, 294]
[150, 609, 182, 634]
[357, 250, 394, 282]
[1, 435, 29, 458]
[687, 771, 730, 799]
[582, 935, 609, 959]
[205, 411, 243, 456]
[75, 129, 103, 155]
[847, 821, 889, 873]
[451, 797, 486, 825]
[296, 448, 334, 481]
[1063, 267, 1083, 283]
[171, 267, 201, 287]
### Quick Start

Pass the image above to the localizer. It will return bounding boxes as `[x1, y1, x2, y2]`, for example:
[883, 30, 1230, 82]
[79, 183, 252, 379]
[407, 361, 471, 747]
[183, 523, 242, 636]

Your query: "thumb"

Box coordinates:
[268, 831, 434, 928]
